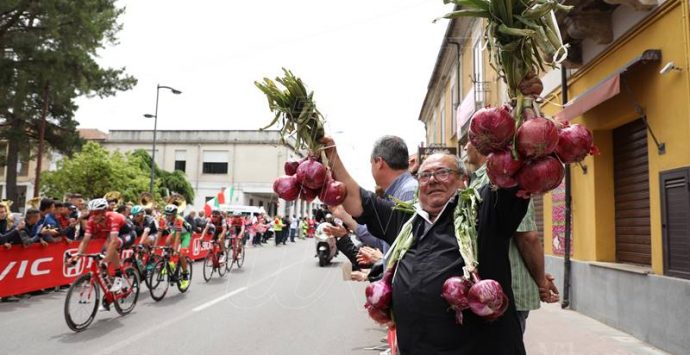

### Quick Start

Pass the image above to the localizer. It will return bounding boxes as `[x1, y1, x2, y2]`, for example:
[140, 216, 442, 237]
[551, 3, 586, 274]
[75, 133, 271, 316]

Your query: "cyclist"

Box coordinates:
[162, 204, 192, 289]
[228, 212, 245, 257]
[201, 209, 228, 262]
[131, 205, 160, 248]
[69, 198, 136, 294]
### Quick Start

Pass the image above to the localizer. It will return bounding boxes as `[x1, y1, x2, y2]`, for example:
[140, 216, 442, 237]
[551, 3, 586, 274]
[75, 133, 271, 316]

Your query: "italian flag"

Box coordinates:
[204, 186, 234, 216]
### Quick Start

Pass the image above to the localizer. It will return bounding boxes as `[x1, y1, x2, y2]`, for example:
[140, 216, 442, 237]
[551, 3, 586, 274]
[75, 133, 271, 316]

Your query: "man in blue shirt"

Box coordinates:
[31, 198, 61, 246]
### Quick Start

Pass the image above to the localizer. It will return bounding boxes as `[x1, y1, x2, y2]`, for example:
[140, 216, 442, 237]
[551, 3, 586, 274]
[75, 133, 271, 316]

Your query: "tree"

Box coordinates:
[130, 149, 195, 203]
[0, 0, 136, 208]
[42, 143, 195, 204]
[41, 142, 150, 202]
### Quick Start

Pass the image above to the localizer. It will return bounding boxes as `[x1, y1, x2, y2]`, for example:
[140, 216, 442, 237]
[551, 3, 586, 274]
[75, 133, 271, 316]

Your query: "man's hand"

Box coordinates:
[350, 271, 368, 282]
[330, 205, 348, 221]
[18, 219, 26, 230]
[356, 246, 383, 265]
[538, 273, 560, 303]
[3, 242, 11, 250]
[323, 224, 348, 238]
[320, 136, 337, 160]
[40, 239, 49, 247]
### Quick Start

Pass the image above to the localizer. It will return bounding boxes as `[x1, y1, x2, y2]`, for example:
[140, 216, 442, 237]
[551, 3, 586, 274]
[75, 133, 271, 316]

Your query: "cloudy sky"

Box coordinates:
[75, 0, 451, 189]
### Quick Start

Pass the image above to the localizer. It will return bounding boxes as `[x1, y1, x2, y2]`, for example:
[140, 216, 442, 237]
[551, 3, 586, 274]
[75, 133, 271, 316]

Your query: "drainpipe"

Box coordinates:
[561, 65, 572, 309]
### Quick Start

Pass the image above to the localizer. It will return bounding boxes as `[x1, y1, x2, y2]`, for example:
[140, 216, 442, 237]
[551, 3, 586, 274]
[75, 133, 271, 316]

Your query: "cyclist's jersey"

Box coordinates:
[230, 216, 243, 236]
[209, 218, 225, 238]
[86, 212, 131, 239]
[131, 215, 158, 237]
[163, 215, 192, 248]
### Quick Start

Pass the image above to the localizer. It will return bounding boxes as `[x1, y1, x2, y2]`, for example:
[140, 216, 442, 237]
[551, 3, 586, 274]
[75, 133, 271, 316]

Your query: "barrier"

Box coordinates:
[0, 233, 212, 298]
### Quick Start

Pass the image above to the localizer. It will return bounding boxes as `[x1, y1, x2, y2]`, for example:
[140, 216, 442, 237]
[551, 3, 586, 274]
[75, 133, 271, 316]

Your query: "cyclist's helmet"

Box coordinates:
[131, 205, 145, 216]
[87, 198, 108, 212]
[163, 204, 178, 215]
[211, 209, 222, 216]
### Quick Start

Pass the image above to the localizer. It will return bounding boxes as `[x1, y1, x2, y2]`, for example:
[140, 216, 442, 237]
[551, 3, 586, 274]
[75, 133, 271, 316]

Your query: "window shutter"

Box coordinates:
[661, 168, 690, 279]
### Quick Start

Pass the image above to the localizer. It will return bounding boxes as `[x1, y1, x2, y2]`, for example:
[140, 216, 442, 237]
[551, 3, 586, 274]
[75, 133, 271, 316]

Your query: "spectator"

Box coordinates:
[325, 135, 530, 354]
[55, 202, 79, 240]
[185, 211, 197, 233]
[289, 215, 298, 243]
[195, 210, 207, 233]
[281, 215, 290, 245]
[31, 199, 61, 246]
[273, 215, 283, 246]
[0, 203, 29, 248]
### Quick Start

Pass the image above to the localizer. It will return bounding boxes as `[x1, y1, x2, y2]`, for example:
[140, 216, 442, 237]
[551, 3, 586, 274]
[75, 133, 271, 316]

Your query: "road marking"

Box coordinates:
[99, 258, 304, 354]
[192, 287, 248, 312]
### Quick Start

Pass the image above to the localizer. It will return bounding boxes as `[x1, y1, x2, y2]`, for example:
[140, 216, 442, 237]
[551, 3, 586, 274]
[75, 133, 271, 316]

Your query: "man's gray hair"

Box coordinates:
[371, 135, 409, 170]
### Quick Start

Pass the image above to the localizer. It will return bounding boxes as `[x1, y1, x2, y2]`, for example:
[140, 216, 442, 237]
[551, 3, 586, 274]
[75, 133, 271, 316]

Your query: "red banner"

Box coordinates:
[0, 233, 212, 298]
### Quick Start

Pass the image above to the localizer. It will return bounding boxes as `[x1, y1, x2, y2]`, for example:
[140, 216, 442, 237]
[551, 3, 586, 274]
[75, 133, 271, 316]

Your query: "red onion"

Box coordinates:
[515, 155, 565, 198]
[486, 150, 523, 188]
[284, 161, 300, 176]
[441, 276, 472, 311]
[319, 180, 348, 206]
[272, 175, 300, 201]
[365, 302, 393, 326]
[296, 157, 327, 190]
[299, 186, 320, 203]
[469, 106, 516, 155]
[555, 123, 599, 163]
[467, 279, 510, 321]
[365, 279, 393, 310]
[516, 116, 559, 159]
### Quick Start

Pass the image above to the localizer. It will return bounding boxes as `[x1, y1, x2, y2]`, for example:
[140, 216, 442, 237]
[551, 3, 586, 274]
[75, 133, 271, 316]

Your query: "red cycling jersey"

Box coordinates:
[85, 211, 127, 239]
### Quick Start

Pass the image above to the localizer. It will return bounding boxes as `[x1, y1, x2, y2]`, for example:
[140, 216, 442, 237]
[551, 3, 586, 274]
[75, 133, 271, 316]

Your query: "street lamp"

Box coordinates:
[144, 84, 182, 194]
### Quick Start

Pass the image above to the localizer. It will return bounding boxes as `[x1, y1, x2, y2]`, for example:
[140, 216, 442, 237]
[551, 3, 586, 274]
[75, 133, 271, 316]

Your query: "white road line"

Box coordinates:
[99, 258, 304, 354]
[192, 287, 248, 312]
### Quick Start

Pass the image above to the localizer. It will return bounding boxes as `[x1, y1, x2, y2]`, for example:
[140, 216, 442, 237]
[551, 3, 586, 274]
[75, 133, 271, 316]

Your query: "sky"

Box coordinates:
[74, 0, 452, 189]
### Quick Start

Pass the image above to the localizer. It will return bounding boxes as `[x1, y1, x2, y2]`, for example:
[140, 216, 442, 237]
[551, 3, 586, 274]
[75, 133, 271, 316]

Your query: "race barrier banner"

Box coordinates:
[0, 233, 212, 298]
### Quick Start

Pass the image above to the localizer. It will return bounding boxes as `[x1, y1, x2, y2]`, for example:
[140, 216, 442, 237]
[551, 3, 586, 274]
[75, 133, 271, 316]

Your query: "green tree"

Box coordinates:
[0, 0, 136, 208]
[41, 142, 152, 202]
[131, 149, 195, 203]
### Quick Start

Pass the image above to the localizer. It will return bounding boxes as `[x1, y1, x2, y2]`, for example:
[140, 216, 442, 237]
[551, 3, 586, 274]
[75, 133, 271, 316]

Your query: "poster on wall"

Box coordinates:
[552, 181, 573, 256]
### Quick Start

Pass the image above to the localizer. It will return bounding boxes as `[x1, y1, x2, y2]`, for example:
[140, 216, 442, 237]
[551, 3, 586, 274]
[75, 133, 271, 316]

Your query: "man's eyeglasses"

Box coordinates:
[417, 168, 459, 184]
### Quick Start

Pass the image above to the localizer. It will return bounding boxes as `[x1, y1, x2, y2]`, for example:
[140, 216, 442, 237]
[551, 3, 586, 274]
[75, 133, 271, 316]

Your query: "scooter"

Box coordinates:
[315, 223, 337, 267]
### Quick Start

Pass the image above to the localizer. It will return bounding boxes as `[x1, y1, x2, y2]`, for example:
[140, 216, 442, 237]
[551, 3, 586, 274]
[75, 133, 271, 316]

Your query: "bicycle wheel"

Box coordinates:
[236, 245, 245, 268]
[64, 273, 99, 332]
[114, 267, 140, 315]
[142, 254, 162, 290]
[227, 246, 235, 272]
[217, 252, 227, 277]
[177, 257, 193, 293]
[203, 253, 214, 282]
[149, 260, 169, 302]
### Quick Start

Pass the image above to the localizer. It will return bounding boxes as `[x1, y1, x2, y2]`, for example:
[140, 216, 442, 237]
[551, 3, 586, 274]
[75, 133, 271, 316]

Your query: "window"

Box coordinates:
[174, 150, 186, 172]
[249, 198, 254, 206]
[259, 201, 263, 207]
[431, 111, 438, 144]
[473, 38, 485, 108]
[202, 150, 228, 175]
[17, 146, 29, 177]
[0, 142, 6, 177]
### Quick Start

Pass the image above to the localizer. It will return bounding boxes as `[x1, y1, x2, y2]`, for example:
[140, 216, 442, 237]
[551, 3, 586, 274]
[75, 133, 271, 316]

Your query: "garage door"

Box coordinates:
[613, 119, 651, 265]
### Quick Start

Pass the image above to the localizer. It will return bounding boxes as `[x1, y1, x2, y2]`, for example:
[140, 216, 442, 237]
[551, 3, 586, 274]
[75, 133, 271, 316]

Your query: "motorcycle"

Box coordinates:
[315, 222, 338, 267]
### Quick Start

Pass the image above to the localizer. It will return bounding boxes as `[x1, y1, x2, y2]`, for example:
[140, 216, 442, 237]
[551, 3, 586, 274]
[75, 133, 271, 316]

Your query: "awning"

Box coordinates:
[555, 49, 661, 122]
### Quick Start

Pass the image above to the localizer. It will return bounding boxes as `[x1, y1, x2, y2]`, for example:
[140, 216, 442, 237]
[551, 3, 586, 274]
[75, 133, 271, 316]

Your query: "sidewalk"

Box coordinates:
[524, 303, 668, 355]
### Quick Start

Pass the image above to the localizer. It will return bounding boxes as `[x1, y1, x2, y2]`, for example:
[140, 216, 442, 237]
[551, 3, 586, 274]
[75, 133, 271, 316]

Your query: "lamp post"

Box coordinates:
[144, 84, 182, 194]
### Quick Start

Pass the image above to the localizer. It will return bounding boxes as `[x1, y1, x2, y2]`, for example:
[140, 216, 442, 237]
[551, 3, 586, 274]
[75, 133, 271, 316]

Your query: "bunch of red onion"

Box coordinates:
[273, 156, 347, 206]
[364, 265, 395, 327]
[469, 79, 598, 198]
[442, 272, 509, 323]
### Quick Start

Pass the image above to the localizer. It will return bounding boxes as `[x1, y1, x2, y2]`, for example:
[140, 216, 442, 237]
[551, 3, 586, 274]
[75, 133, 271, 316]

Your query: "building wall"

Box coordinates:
[539, 2, 690, 353]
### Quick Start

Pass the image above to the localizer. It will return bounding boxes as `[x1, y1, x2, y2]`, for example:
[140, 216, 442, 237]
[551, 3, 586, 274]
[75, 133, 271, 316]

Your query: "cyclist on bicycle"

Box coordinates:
[131, 205, 160, 248]
[162, 204, 191, 289]
[201, 209, 228, 262]
[228, 212, 245, 257]
[69, 198, 135, 293]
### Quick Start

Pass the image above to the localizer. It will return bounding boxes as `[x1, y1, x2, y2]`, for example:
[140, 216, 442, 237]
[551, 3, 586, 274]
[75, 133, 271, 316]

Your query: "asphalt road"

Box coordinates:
[0, 239, 388, 355]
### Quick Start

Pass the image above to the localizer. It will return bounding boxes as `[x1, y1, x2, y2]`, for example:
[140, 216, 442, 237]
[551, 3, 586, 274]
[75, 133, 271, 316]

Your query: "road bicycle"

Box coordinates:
[202, 239, 227, 281]
[63, 252, 140, 332]
[123, 245, 162, 290]
[148, 246, 193, 301]
[227, 234, 245, 271]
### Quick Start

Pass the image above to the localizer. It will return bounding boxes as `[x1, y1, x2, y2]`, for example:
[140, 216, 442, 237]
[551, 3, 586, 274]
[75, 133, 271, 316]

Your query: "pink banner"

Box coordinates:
[551, 182, 573, 256]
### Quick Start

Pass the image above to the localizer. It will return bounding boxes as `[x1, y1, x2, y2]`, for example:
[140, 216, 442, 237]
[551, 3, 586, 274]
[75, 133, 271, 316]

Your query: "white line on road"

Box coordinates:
[192, 287, 248, 312]
[99, 258, 304, 354]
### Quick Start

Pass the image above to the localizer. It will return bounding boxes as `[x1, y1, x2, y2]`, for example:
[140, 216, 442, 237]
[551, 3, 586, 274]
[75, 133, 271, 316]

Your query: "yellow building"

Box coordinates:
[420, 1, 690, 353]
